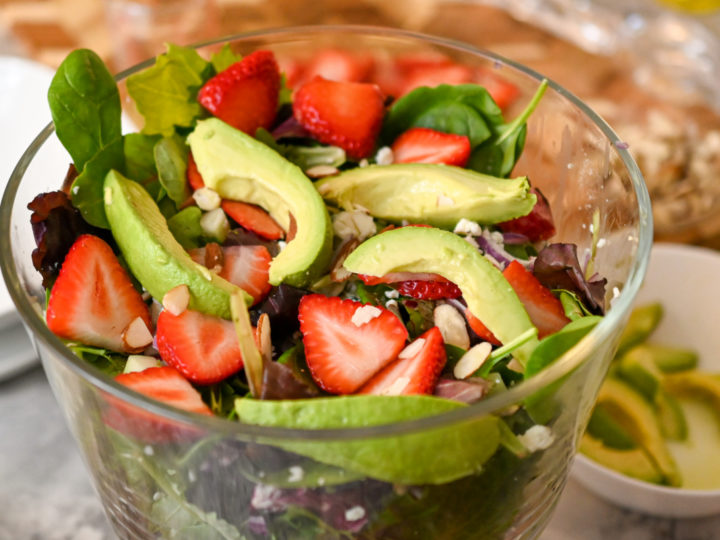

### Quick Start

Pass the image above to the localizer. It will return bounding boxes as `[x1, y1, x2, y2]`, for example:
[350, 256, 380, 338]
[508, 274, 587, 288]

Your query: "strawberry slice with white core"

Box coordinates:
[391, 127, 471, 167]
[46, 234, 151, 353]
[190, 244, 272, 305]
[358, 327, 446, 395]
[115, 366, 212, 416]
[221, 200, 285, 241]
[156, 309, 245, 385]
[298, 294, 409, 394]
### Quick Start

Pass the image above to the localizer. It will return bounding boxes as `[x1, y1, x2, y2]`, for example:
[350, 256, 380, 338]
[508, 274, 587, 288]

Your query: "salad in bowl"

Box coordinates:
[0, 26, 651, 539]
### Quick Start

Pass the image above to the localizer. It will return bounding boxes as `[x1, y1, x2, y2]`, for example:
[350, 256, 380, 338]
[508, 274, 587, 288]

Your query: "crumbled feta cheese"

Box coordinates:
[375, 146, 394, 165]
[144, 445, 154, 456]
[287, 466, 304, 483]
[464, 235, 479, 249]
[518, 425, 555, 452]
[277, 240, 287, 252]
[192, 187, 221, 211]
[200, 208, 229, 242]
[351, 305, 382, 327]
[399, 338, 426, 359]
[453, 218, 482, 236]
[436, 194, 455, 207]
[384, 289, 400, 299]
[433, 304, 470, 350]
[453, 342, 492, 379]
[251, 484, 283, 510]
[358, 158, 369, 168]
[345, 505, 367, 522]
[332, 210, 376, 241]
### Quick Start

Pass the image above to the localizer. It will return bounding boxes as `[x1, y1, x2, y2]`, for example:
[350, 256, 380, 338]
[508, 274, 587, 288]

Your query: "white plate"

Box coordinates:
[0, 56, 56, 329]
[572, 242, 720, 518]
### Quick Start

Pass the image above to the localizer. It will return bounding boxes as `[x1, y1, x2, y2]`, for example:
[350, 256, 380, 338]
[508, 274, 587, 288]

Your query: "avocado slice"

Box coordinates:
[187, 118, 333, 287]
[663, 371, 720, 417]
[617, 346, 664, 402]
[615, 302, 663, 358]
[343, 226, 538, 363]
[103, 170, 250, 319]
[580, 434, 664, 484]
[656, 389, 688, 441]
[643, 343, 699, 373]
[595, 377, 681, 486]
[315, 163, 536, 229]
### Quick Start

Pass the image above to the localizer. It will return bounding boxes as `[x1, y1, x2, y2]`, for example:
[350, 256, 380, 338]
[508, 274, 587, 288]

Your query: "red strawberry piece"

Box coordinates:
[221, 200, 284, 241]
[302, 48, 374, 83]
[46, 234, 151, 353]
[115, 366, 213, 415]
[358, 326, 446, 395]
[396, 279, 462, 300]
[397, 62, 474, 96]
[357, 271, 443, 286]
[298, 294, 409, 394]
[198, 49, 281, 134]
[187, 151, 205, 191]
[498, 188, 556, 242]
[107, 366, 212, 442]
[475, 67, 520, 110]
[190, 244, 271, 305]
[464, 308, 501, 346]
[293, 76, 385, 160]
[392, 127, 471, 167]
[156, 309, 245, 385]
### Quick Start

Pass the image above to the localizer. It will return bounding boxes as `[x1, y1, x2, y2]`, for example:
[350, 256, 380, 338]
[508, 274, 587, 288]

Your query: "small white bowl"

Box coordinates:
[572, 242, 720, 518]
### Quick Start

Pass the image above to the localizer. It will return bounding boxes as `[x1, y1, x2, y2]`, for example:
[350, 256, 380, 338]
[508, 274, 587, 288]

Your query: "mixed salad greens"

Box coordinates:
[31, 42, 610, 538]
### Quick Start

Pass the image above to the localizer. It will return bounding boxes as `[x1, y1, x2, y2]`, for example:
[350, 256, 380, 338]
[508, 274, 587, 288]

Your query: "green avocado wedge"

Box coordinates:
[235, 395, 501, 485]
[580, 435, 664, 484]
[343, 227, 538, 363]
[187, 118, 333, 287]
[315, 164, 536, 229]
[103, 170, 250, 319]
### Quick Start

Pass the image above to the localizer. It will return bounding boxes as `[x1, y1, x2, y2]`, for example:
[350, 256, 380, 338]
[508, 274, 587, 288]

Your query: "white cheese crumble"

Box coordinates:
[144, 445, 154, 456]
[518, 425, 555, 452]
[277, 240, 287, 252]
[345, 505, 367, 522]
[351, 305, 382, 327]
[453, 342, 492, 379]
[453, 218, 482, 236]
[375, 146, 394, 165]
[433, 304, 470, 350]
[192, 187, 221, 211]
[287, 466, 304, 483]
[200, 207, 229, 241]
[399, 338, 426, 359]
[384, 289, 400, 299]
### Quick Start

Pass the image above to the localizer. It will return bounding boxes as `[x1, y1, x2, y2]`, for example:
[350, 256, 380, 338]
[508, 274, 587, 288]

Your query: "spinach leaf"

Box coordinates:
[127, 43, 212, 136]
[68, 343, 126, 376]
[210, 44, 242, 73]
[235, 395, 501, 485]
[124, 132, 160, 182]
[150, 495, 243, 540]
[381, 84, 503, 147]
[70, 137, 124, 228]
[468, 79, 548, 177]
[154, 134, 190, 207]
[48, 49, 122, 171]
[255, 128, 347, 170]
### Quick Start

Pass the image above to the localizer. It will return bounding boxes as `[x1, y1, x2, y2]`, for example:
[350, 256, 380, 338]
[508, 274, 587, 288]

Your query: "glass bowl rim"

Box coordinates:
[0, 24, 652, 441]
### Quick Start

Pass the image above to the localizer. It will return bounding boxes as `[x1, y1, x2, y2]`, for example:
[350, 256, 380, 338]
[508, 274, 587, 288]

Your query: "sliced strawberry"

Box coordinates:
[298, 294, 409, 394]
[498, 188, 556, 242]
[396, 280, 462, 300]
[107, 366, 211, 442]
[115, 366, 212, 415]
[358, 327, 446, 395]
[293, 76, 385, 160]
[156, 309, 244, 385]
[475, 67, 520, 110]
[46, 234, 151, 353]
[190, 244, 271, 305]
[198, 49, 280, 134]
[221, 200, 284, 241]
[358, 271, 443, 286]
[187, 151, 205, 191]
[397, 62, 474, 96]
[465, 308, 501, 346]
[302, 49, 374, 83]
[392, 127, 471, 167]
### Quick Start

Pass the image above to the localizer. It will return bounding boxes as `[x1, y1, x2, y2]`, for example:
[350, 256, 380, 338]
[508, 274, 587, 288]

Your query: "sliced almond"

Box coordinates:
[453, 342, 492, 379]
[433, 304, 470, 350]
[256, 313, 272, 364]
[204, 242, 224, 270]
[162, 284, 190, 316]
[305, 165, 340, 178]
[122, 316, 153, 351]
[330, 237, 360, 282]
[124, 354, 161, 374]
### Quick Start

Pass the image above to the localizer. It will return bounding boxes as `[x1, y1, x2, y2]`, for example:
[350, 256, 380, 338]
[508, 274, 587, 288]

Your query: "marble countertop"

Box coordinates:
[2, 357, 720, 540]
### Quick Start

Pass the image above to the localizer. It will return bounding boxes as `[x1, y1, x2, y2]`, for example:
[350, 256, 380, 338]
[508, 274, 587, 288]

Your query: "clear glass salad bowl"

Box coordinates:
[0, 26, 652, 540]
